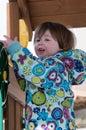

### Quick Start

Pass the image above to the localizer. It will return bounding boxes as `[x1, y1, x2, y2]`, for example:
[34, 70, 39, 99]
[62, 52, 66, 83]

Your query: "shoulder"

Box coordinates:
[57, 49, 86, 58]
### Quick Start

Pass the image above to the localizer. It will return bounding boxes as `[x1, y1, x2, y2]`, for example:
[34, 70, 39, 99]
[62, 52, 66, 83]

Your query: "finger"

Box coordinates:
[3, 35, 10, 39]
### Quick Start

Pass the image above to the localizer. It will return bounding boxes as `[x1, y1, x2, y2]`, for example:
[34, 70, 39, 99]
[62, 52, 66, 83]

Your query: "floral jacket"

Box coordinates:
[7, 42, 86, 130]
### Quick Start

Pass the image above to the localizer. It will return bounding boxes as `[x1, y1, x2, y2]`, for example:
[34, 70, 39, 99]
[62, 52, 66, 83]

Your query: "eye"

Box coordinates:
[36, 39, 40, 42]
[45, 38, 50, 41]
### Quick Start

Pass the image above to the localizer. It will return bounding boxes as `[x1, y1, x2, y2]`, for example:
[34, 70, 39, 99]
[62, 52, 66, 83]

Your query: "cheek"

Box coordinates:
[34, 45, 39, 56]
[48, 45, 58, 53]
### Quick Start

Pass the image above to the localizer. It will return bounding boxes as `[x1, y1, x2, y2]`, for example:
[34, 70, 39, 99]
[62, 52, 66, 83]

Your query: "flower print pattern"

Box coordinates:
[32, 90, 46, 106]
[51, 107, 63, 120]
[58, 62, 65, 73]
[45, 58, 55, 66]
[50, 96, 58, 103]
[33, 107, 40, 114]
[55, 74, 62, 86]
[32, 64, 45, 76]
[29, 121, 35, 130]
[31, 76, 41, 84]
[61, 50, 73, 56]
[12, 48, 86, 130]
[46, 89, 56, 96]
[23, 66, 31, 75]
[26, 90, 32, 103]
[74, 59, 84, 72]
[17, 54, 27, 64]
[56, 89, 65, 98]
[63, 107, 70, 119]
[41, 81, 53, 89]
[47, 69, 57, 81]
[61, 57, 74, 69]
[62, 97, 73, 108]
[47, 121, 57, 130]
[37, 108, 48, 121]
[25, 105, 32, 120]
[28, 119, 38, 130]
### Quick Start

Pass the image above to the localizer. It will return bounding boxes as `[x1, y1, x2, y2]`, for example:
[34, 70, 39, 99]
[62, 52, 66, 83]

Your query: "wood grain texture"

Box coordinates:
[8, 0, 86, 28]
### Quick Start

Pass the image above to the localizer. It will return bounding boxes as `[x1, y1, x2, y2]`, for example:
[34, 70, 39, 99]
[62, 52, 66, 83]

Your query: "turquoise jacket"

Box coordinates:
[7, 42, 86, 130]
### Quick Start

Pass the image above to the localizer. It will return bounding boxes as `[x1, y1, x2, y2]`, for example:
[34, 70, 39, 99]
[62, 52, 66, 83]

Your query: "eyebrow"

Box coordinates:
[43, 34, 52, 37]
[35, 34, 51, 39]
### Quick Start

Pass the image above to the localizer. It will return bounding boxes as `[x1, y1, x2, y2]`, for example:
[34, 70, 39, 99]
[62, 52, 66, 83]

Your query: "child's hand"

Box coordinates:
[0, 35, 18, 48]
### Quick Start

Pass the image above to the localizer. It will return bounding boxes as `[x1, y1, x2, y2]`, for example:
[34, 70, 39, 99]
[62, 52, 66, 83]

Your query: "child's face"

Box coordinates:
[34, 30, 61, 58]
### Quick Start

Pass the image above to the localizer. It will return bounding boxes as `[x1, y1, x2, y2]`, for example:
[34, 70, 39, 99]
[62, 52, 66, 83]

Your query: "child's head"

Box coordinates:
[34, 22, 76, 51]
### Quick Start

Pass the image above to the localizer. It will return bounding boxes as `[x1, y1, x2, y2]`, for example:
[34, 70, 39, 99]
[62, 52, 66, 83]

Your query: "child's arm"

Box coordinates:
[7, 41, 66, 89]
[11, 46, 53, 88]
[1, 36, 53, 89]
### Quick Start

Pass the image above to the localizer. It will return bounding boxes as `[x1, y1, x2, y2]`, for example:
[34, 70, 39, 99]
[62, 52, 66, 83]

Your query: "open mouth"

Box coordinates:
[38, 48, 45, 52]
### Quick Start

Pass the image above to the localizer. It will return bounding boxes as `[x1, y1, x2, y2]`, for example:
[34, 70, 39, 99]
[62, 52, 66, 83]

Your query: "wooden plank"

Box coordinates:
[15, 102, 23, 130]
[8, 0, 86, 30]
[5, 96, 24, 130]
[27, 0, 86, 17]
[26, 0, 86, 29]
[8, 67, 25, 106]
[7, 2, 20, 39]
[31, 13, 86, 29]
[6, 96, 15, 130]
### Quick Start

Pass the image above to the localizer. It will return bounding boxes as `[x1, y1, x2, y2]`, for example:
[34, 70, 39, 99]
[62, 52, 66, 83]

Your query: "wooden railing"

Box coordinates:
[4, 67, 25, 130]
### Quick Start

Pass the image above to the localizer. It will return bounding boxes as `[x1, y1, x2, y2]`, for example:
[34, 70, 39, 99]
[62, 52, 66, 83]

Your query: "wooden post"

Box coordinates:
[17, 0, 32, 40]
[7, 2, 20, 39]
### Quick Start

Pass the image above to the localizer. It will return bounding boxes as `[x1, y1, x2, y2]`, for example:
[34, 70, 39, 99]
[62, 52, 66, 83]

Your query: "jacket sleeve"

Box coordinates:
[59, 49, 86, 85]
[10, 46, 61, 89]
[8, 42, 67, 90]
